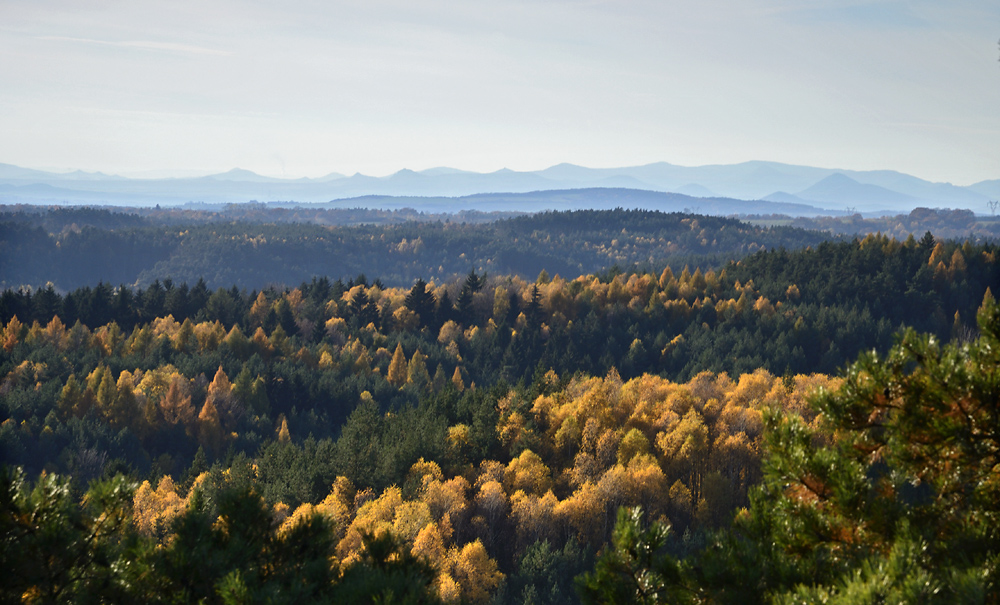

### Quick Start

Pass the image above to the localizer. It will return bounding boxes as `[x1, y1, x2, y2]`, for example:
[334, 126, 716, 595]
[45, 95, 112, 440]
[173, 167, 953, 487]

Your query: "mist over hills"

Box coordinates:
[0, 160, 994, 216]
[301, 189, 831, 217]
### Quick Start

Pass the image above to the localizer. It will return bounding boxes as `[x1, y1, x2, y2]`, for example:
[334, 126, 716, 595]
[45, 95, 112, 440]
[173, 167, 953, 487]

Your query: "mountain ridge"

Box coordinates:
[0, 160, 993, 215]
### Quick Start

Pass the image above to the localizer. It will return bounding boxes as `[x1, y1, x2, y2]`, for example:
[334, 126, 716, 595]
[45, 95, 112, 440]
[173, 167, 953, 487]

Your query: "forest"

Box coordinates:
[0, 206, 827, 291]
[1, 207, 999, 603]
[780, 206, 1000, 240]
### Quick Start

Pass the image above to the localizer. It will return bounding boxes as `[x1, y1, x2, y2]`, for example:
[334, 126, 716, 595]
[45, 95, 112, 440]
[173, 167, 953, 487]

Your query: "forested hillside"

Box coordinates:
[2, 209, 998, 602]
[778, 206, 1000, 240]
[1, 207, 826, 290]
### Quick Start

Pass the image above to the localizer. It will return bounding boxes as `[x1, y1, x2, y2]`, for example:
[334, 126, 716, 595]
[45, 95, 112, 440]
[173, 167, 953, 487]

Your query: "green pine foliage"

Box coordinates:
[588, 298, 1000, 603]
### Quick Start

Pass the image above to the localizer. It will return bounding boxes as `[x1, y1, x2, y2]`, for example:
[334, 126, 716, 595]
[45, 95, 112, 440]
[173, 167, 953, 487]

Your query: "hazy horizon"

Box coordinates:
[6, 158, 997, 188]
[3, 1, 998, 186]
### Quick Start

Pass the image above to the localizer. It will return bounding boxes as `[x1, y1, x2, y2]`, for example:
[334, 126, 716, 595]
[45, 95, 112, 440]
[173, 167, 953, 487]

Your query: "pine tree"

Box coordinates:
[431, 364, 448, 392]
[464, 269, 485, 293]
[248, 377, 270, 417]
[525, 284, 542, 328]
[577, 507, 686, 605]
[436, 289, 454, 328]
[455, 286, 474, 325]
[696, 298, 1000, 601]
[404, 279, 436, 327]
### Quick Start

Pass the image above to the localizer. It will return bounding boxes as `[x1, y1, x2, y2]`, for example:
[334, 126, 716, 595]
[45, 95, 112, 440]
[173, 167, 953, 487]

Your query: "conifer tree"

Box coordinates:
[95, 367, 117, 420]
[407, 349, 431, 389]
[161, 375, 194, 426]
[404, 279, 436, 327]
[388, 343, 408, 387]
[690, 296, 1000, 602]
[248, 376, 270, 417]
[58, 374, 82, 418]
[432, 363, 448, 392]
[451, 367, 465, 393]
[197, 398, 222, 454]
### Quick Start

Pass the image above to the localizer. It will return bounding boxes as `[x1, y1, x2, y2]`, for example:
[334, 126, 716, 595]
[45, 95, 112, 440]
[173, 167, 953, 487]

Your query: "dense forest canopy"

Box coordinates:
[2, 206, 999, 602]
[1, 207, 830, 290]
[777, 206, 1000, 240]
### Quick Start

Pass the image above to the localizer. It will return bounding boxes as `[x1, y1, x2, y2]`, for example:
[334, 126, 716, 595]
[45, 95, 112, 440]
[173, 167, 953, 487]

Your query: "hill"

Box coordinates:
[0, 207, 832, 291]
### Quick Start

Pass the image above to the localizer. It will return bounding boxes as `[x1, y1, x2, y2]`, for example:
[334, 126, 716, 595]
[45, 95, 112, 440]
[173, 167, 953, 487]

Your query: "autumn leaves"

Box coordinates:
[125, 366, 837, 603]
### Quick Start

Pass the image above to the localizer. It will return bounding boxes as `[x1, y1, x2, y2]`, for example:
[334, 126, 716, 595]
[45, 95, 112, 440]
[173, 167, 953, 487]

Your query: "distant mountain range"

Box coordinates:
[0, 160, 995, 216]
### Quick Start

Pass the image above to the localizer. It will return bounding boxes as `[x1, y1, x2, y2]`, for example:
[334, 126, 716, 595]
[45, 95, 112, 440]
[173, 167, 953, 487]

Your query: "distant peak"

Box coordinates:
[818, 172, 859, 184]
[208, 168, 260, 179]
[419, 167, 473, 176]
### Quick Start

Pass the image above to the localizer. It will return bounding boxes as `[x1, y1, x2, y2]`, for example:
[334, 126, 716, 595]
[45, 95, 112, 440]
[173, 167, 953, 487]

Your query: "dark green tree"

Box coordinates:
[697, 297, 1000, 602]
[404, 279, 436, 328]
[0, 468, 147, 603]
[332, 532, 440, 604]
[152, 485, 338, 604]
[576, 507, 690, 605]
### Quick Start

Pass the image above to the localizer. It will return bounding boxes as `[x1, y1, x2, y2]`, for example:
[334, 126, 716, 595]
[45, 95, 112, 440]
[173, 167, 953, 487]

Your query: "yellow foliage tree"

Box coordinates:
[407, 348, 431, 389]
[420, 475, 470, 532]
[387, 343, 407, 387]
[2, 315, 23, 351]
[510, 489, 558, 550]
[411, 522, 448, 571]
[94, 367, 117, 421]
[451, 367, 465, 392]
[393, 500, 433, 543]
[407, 457, 444, 487]
[555, 480, 605, 543]
[160, 375, 195, 427]
[197, 398, 222, 453]
[206, 365, 232, 406]
[473, 480, 507, 551]
[447, 540, 504, 604]
[504, 449, 553, 495]
[248, 291, 270, 326]
[337, 486, 404, 566]
[133, 475, 186, 538]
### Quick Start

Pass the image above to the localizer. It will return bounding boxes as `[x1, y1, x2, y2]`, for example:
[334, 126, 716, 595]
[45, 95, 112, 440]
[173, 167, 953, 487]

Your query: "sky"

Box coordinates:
[1, 0, 998, 184]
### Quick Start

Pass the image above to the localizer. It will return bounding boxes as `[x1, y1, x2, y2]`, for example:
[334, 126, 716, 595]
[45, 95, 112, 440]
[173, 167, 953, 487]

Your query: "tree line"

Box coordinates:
[1, 207, 829, 290]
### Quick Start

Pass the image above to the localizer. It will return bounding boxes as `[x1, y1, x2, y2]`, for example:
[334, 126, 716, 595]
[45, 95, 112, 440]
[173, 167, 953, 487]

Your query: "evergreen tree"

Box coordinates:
[455, 286, 474, 326]
[463, 269, 483, 293]
[695, 296, 1000, 602]
[404, 279, 436, 328]
[576, 507, 687, 604]
[436, 289, 454, 329]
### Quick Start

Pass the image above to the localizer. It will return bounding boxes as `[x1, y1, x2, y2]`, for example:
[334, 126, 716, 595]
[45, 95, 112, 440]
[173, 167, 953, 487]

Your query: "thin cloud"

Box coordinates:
[775, 0, 930, 29]
[37, 36, 233, 57]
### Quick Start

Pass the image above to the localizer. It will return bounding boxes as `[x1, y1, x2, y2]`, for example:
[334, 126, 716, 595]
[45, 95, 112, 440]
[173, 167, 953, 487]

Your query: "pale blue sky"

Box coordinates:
[1, 0, 998, 184]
